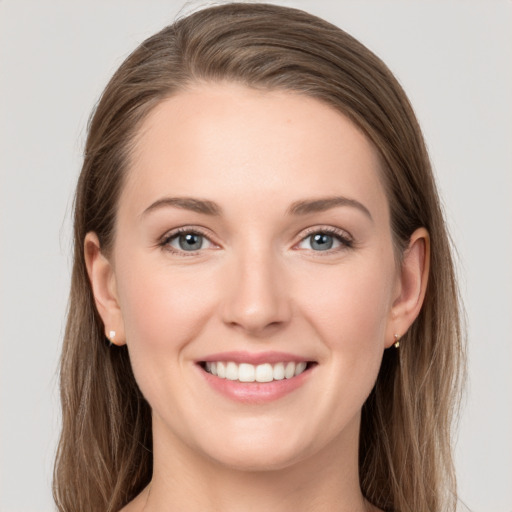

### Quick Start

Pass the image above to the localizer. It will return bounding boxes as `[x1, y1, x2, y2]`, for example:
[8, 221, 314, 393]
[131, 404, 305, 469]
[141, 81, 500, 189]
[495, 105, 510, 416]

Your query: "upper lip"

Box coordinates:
[198, 351, 314, 365]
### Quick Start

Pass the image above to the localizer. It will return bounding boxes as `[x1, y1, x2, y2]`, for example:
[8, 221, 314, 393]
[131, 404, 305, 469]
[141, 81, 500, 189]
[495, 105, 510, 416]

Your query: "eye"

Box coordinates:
[296, 229, 352, 252]
[162, 229, 215, 253]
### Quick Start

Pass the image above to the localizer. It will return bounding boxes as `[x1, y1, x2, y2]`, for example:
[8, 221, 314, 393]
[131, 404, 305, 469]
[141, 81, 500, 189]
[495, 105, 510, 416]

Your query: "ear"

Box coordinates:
[385, 227, 430, 348]
[84, 232, 126, 346]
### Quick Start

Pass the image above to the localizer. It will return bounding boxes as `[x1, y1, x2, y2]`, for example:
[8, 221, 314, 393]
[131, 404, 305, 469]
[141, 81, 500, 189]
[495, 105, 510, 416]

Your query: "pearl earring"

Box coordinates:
[394, 334, 400, 349]
[108, 330, 116, 347]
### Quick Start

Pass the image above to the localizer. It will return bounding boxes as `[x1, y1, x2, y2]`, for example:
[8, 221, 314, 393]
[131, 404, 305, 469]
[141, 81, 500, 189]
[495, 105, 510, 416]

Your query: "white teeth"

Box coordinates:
[273, 362, 285, 380]
[294, 361, 307, 376]
[284, 361, 295, 379]
[217, 361, 226, 378]
[255, 363, 273, 382]
[225, 362, 238, 381]
[238, 363, 255, 382]
[204, 360, 309, 382]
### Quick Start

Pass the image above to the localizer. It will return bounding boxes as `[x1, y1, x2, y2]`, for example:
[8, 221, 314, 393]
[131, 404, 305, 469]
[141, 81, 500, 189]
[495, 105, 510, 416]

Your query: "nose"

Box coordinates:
[220, 249, 292, 336]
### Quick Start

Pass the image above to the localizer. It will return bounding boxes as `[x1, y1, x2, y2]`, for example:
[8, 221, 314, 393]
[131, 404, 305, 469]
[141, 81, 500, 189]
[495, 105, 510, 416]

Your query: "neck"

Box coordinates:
[140, 415, 375, 512]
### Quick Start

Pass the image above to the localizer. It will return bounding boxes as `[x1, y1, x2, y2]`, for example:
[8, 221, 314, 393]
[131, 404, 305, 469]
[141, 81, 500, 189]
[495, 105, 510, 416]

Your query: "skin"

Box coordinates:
[85, 83, 429, 512]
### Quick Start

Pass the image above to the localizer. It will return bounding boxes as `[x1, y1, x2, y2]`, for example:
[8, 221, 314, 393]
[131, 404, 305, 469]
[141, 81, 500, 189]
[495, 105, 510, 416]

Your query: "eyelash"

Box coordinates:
[159, 226, 354, 256]
[297, 226, 354, 253]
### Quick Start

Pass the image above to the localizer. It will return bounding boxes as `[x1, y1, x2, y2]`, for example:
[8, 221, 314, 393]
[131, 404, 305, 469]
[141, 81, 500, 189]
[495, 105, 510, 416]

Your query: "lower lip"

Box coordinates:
[197, 365, 313, 404]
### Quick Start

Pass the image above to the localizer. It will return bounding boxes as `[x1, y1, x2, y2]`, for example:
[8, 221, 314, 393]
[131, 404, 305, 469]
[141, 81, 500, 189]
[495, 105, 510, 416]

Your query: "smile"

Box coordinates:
[197, 352, 316, 403]
[203, 361, 308, 382]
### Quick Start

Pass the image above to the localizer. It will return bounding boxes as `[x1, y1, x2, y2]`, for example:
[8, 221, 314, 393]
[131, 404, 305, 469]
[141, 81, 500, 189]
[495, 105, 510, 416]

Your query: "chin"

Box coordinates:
[192, 426, 318, 473]
[207, 445, 307, 473]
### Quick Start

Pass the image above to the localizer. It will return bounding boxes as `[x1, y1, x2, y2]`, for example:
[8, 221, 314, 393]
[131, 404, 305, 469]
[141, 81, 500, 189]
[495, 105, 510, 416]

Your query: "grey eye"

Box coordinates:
[170, 232, 208, 251]
[309, 233, 334, 251]
[179, 233, 203, 251]
[297, 231, 347, 252]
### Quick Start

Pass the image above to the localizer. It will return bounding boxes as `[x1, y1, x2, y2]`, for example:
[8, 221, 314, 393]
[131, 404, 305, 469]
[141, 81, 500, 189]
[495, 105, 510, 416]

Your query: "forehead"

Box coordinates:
[122, 83, 387, 220]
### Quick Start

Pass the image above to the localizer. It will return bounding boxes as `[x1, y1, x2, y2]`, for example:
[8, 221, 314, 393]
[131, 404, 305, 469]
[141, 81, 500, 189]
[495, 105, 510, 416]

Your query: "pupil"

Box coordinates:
[179, 233, 202, 251]
[311, 233, 333, 251]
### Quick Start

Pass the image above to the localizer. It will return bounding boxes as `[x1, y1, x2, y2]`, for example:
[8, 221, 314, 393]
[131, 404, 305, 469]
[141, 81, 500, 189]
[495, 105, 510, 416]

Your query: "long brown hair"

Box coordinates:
[53, 4, 465, 511]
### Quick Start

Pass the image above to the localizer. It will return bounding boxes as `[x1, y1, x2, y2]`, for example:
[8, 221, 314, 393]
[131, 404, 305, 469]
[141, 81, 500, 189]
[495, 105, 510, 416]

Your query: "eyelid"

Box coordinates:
[294, 225, 354, 252]
[159, 226, 219, 255]
[158, 224, 354, 255]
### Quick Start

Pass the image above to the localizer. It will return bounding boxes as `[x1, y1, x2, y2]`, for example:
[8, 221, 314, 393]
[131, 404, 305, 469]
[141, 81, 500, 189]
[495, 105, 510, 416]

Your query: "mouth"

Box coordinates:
[198, 360, 316, 383]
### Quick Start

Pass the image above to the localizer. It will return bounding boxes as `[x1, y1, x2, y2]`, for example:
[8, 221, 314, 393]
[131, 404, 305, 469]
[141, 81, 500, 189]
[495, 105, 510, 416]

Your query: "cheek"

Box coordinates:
[114, 256, 219, 384]
[295, 254, 395, 408]
[114, 258, 221, 419]
[304, 262, 394, 410]
[298, 259, 394, 350]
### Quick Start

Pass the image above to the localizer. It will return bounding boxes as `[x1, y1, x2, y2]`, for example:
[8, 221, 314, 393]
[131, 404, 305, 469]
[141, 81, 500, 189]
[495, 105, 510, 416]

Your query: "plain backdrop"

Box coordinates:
[1, 1, 511, 511]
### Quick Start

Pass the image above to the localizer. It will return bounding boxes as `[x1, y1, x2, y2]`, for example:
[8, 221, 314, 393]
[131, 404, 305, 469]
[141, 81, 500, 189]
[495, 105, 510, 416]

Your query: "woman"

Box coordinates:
[53, 3, 464, 511]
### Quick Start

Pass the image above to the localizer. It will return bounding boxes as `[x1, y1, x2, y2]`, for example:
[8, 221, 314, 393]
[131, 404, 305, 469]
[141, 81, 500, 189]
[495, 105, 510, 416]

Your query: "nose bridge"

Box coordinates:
[221, 238, 290, 334]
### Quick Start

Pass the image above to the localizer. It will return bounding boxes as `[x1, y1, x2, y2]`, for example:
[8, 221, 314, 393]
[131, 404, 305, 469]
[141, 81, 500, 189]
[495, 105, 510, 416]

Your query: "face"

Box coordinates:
[102, 83, 403, 471]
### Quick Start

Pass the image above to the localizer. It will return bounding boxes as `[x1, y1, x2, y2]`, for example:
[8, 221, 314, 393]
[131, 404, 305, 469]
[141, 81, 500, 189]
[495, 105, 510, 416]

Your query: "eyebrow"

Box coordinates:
[141, 197, 222, 217]
[287, 196, 373, 221]
[141, 195, 372, 221]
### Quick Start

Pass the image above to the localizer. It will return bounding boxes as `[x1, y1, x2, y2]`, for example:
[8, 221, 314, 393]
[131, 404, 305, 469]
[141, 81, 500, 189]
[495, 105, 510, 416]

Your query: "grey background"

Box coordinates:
[1, 1, 511, 511]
